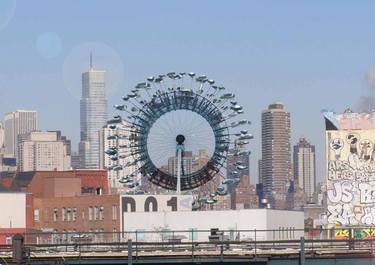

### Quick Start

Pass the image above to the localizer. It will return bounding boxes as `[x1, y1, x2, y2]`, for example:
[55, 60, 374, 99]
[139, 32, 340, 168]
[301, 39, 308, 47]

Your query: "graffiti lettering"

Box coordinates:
[327, 204, 357, 225]
[327, 181, 353, 203]
[358, 183, 375, 204]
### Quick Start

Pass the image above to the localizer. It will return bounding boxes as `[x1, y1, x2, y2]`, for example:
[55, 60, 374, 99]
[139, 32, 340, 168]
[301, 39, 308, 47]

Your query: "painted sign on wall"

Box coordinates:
[120, 194, 193, 230]
[326, 130, 375, 226]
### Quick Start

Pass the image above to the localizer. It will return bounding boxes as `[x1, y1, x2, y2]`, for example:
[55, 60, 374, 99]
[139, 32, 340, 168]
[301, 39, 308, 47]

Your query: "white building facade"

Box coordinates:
[4, 110, 37, 158]
[0, 193, 27, 229]
[120, 194, 304, 241]
[18, 131, 71, 171]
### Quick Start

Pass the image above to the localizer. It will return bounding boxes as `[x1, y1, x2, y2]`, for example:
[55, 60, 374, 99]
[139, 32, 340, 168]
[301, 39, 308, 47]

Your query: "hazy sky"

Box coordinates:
[1, 0, 375, 183]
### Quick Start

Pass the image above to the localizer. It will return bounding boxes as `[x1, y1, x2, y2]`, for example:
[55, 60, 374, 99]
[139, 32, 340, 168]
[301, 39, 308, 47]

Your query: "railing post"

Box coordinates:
[191, 230, 194, 261]
[220, 245, 224, 262]
[135, 231, 138, 260]
[349, 228, 354, 250]
[127, 239, 132, 265]
[254, 229, 257, 257]
[299, 236, 305, 265]
[12, 234, 25, 265]
[371, 228, 373, 254]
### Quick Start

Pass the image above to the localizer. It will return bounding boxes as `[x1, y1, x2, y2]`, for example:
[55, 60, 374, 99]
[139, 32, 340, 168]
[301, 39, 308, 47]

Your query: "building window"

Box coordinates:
[33, 209, 40, 222]
[62, 208, 66, 221]
[53, 208, 58, 222]
[99, 228, 104, 242]
[67, 208, 72, 221]
[99, 206, 104, 220]
[89, 207, 93, 221]
[113, 228, 118, 241]
[94, 206, 99, 220]
[72, 208, 77, 221]
[112, 205, 117, 220]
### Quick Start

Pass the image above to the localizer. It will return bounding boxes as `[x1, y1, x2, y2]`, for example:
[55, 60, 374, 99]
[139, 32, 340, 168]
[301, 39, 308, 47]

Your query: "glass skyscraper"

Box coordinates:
[79, 57, 107, 169]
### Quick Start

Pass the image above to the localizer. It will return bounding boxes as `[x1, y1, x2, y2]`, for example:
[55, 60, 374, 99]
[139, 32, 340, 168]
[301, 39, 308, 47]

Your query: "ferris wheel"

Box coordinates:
[106, 72, 252, 207]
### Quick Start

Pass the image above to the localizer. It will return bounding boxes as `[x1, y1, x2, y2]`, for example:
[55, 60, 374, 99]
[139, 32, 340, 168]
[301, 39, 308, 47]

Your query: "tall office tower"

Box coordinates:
[99, 122, 136, 191]
[18, 131, 71, 171]
[261, 102, 291, 209]
[79, 55, 107, 169]
[4, 110, 37, 158]
[293, 137, 316, 203]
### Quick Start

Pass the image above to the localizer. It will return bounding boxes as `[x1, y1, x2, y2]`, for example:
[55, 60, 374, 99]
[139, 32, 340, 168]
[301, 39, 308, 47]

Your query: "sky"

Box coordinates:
[1, 0, 375, 184]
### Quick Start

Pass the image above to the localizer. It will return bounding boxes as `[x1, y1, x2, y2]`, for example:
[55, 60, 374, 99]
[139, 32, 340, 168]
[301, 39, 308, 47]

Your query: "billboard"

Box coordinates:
[326, 129, 375, 226]
[120, 194, 193, 230]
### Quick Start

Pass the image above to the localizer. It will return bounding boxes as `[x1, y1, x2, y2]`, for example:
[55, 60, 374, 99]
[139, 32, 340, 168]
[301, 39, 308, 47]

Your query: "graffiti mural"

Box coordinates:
[333, 227, 375, 240]
[327, 130, 375, 226]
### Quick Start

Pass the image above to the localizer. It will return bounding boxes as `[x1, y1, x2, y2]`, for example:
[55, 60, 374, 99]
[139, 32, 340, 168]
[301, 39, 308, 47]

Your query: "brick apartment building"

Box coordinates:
[231, 175, 259, 209]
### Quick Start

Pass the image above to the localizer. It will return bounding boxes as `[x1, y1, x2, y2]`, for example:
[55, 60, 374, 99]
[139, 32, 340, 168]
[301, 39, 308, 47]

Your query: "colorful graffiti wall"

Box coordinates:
[327, 130, 375, 226]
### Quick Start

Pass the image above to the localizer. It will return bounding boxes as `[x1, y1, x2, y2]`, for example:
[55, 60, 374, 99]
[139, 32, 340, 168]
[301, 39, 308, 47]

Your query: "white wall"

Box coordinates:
[0, 193, 26, 228]
[122, 209, 304, 241]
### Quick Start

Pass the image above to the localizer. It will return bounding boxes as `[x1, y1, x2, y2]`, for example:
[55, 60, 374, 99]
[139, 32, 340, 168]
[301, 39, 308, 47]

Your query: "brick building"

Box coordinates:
[231, 176, 259, 209]
[33, 194, 120, 238]
[0, 169, 113, 236]
[11, 170, 109, 197]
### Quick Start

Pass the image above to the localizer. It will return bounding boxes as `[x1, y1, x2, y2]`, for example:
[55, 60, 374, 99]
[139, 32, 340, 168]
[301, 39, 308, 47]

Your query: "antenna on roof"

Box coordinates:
[90, 51, 93, 70]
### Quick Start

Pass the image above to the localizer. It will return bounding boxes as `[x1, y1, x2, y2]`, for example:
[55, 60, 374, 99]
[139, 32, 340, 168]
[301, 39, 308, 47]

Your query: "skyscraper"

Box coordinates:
[293, 137, 316, 203]
[4, 110, 37, 158]
[261, 102, 291, 209]
[79, 55, 107, 169]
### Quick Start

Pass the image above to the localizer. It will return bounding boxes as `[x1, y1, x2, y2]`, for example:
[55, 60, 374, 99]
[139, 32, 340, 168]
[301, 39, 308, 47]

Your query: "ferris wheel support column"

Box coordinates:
[176, 148, 182, 195]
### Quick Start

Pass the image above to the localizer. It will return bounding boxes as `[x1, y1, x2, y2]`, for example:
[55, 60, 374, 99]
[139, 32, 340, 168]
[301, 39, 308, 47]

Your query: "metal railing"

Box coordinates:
[1, 228, 375, 260]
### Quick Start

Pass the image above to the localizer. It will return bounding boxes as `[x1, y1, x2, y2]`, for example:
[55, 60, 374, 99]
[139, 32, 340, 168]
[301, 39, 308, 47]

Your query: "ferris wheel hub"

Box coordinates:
[176, 134, 186, 144]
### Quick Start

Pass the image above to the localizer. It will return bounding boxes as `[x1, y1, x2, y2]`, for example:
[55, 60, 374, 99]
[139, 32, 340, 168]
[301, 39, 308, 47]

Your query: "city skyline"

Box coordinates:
[3, 1, 375, 182]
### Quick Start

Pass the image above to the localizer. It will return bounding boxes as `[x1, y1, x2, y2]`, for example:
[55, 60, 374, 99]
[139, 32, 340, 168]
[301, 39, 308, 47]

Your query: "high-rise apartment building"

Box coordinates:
[293, 137, 316, 203]
[18, 131, 71, 171]
[4, 110, 37, 158]
[79, 56, 107, 169]
[261, 102, 291, 209]
[99, 122, 137, 190]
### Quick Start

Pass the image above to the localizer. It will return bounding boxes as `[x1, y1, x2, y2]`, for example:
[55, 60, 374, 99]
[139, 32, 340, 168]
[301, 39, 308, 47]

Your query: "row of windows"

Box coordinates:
[34, 205, 118, 222]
